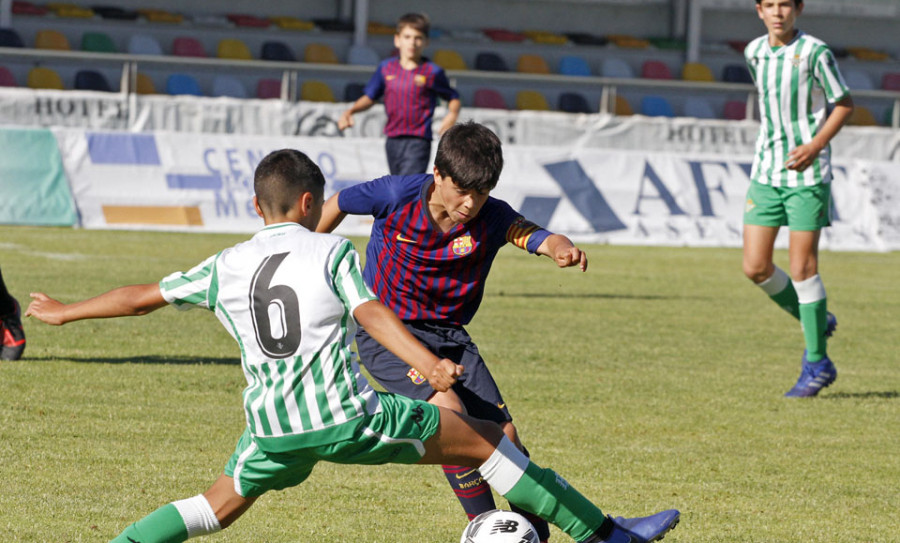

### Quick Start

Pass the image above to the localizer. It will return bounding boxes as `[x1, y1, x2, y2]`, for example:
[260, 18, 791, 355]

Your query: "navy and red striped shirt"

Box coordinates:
[364, 57, 459, 140]
[338, 174, 551, 325]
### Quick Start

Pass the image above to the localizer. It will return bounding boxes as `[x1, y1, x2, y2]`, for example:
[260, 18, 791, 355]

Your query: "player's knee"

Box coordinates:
[501, 422, 523, 449]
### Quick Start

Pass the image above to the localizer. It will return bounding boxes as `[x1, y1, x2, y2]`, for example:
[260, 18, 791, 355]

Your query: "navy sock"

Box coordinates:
[442, 465, 496, 520]
[0, 269, 14, 315]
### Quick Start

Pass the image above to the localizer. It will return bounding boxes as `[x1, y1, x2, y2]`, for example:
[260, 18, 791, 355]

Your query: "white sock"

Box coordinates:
[477, 436, 530, 495]
[757, 266, 791, 295]
[172, 494, 222, 538]
[792, 274, 826, 304]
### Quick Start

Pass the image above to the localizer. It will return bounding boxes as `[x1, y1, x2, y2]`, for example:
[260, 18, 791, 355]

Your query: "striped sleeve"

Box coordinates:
[812, 46, 850, 103]
[505, 216, 551, 253]
[329, 240, 377, 314]
[158, 253, 218, 310]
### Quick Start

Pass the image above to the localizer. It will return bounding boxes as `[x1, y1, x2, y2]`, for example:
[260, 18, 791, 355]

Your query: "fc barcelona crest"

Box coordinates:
[451, 235, 474, 256]
[407, 368, 427, 385]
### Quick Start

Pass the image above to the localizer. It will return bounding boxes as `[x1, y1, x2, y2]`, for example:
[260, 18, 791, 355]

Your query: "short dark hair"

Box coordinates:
[434, 121, 504, 192]
[756, 0, 802, 5]
[254, 149, 325, 216]
[396, 12, 430, 37]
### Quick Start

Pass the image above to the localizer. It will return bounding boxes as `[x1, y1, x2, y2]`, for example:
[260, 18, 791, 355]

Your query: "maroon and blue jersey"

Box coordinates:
[338, 174, 551, 325]
[364, 57, 459, 140]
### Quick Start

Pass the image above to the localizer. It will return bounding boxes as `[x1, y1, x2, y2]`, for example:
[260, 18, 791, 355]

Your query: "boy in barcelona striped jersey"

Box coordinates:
[743, 0, 854, 397]
[26, 149, 679, 543]
[317, 121, 587, 542]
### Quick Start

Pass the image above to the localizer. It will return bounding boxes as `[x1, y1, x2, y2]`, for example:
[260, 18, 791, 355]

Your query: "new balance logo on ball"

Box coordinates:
[490, 519, 521, 534]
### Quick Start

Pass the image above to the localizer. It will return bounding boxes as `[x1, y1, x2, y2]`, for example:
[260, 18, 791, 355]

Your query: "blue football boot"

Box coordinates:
[784, 351, 837, 397]
[587, 509, 680, 542]
[824, 312, 837, 338]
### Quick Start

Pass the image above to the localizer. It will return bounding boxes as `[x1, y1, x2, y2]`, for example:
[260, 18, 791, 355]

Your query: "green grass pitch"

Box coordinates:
[1, 225, 898, 542]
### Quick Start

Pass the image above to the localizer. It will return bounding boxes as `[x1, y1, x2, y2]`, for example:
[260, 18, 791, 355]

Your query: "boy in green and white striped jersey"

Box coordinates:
[742, 0, 854, 397]
[26, 149, 679, 543]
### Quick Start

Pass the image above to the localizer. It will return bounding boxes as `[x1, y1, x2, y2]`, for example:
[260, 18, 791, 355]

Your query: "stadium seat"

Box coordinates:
[516, 54, 551, 74]
[483, 28, 526, 42]
[683, 97, 717, 119]
[601, 57, 635, 78]
[843, 70, 874, 90]
[172, 37, 206, 58]
[522, 30, 568, 45]
[304, 43, 340, 64]
[92, 6, 138, 20]
[882, 72, 900, 91]
[614, 96, 633, 116]
[565, 32, 608, 46]
[640, 95, 675, 117]
[270, 16, 315, 31]
[348, 44, 380, 66]
[847, 46, 890, 62]
[847, 105, 877, 126]
[47, 3, 93, 18]
[193, 14, 230, 27]
[641, 60, 674, 80]
[12, 1, 48, 15]
[432, 49, 467, 70]
[35, 29, 71, 50]
[515, 90, 550, 111]
[257, 41, 294, 62]
[128, 34, 163, 56]
[27, 67, 64, 90]
[367, 21, 395, 35]
[166, 73, 203, 96]
[301, 80, 336, 102]
[74, 70, 113, 92]
[475, 52, 509, 72]
[312, 18, 354, 32]
[558, 92, 592, 113]
[344, 82, 366, 102]
[723, 100, 748, 120]
[135, 73, 156, 94]
[218, 39, 253, 60]
[227, 14, 270, 28]
[722, 64, 753, 84]
[211, 75, 247, 98]
[681, 62, 715, 81]
[81, 31, 117, 53]
[607, 34, 650, 48]
[558, 55, 592, 77]
[473, 88, 507, 109]
[256, 78, 283, 99]
[0, 66, 18, 87]
[139, 9, 184, 24]
[0, 28, 25, 48]
[649, 37, 685, 50]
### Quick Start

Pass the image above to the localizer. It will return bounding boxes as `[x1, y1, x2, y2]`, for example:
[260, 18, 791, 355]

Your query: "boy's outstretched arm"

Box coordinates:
[26, 283, 167, 326]
[315, 193, 347, 233]
[787, 95, 854, 171]
[536, 234, 588, 272]
[437, 98, 462, 135]
[353, 300, 462, 392]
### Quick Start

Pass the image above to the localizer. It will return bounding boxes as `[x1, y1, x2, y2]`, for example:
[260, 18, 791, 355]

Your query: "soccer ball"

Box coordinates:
[460, 510, 540, 543]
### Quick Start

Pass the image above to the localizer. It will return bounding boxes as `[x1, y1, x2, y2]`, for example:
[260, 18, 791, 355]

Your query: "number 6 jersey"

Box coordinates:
[159, 223, 381, 453]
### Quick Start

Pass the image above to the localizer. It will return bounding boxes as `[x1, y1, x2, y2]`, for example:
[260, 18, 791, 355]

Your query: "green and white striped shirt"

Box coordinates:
[745, 31, 850, 187]
[159, 223, 380, 452]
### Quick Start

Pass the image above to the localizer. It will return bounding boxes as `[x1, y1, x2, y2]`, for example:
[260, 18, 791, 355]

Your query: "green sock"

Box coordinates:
[502, 462, 606, 542]
[757, 267, 800, 320]
[799, 298, 828, 362]
[110, 504, 188, 543]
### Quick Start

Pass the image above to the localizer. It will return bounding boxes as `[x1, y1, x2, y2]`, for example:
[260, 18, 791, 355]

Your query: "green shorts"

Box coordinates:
[224, 392, 440, 497]
[743, 181, 832, 231]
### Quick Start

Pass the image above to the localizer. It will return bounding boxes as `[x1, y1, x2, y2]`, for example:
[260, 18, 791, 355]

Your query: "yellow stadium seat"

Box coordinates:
[301, 80, 336, 102]
[270, 16, 315, 31]
[522, 30, 568, 45]
[682, 62, 715, 82]
[47, 3, 94, 18]
[608, 34, 650, 49]
[847, 106, 877, 126]
[515, 90, 550, 111]
[847, 47, 890, 62]
[217, 39, 252, 60]
[303, 43, 340, 64]
[614, 95, 633, 116]
[139, 9, 184, 24]
[28, 67, 64, 90]
[516, 54, 551, 74]
[35, 29, 71, 50]
[432, 49, 466, 70]
[135, 73, 156, 94]
[367, 21, 395, 35]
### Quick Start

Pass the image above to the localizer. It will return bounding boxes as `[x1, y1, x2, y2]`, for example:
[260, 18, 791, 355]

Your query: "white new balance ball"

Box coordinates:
[460, 510, 540, 543]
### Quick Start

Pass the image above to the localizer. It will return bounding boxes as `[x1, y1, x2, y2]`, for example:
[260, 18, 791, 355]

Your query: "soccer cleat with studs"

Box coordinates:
[784, 351, 836, 397]
[1, 297, 26, 361]
[583, 509, 680, 543]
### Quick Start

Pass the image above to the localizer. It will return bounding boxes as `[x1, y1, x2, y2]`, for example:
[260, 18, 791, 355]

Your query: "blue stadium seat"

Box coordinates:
[344, 82, 366, 102]
[212, 75, 247, 98]
[601, 57, 635, 78]
[722, 64, 753, 84]
[348, 44, 380, 66]
[128, 34, 163, 56]
[74, 70, 113, 92]
[261, 41, 296, 62]
[640, 95, 675, 117]
[475, 52, 509, 72]
[683, 97, 716, 119]
[558, 55, 592, 76]
[558, 92, 592, 113]
[166, 73, 203, 96]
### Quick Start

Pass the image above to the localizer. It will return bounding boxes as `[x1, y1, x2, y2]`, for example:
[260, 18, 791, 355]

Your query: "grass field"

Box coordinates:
[1, 225, 898, 542]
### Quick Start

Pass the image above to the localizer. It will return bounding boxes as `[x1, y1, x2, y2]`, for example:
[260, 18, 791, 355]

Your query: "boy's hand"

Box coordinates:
[25, 293, 67, 325]
[427, 358, 463, 392]
[786, 141, 823, 171]
[338, 110, 354, 131]
[554, 246, 588, 272]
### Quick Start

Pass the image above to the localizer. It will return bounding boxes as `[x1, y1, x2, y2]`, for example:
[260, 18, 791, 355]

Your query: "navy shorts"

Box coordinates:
[356, 321, 512, 425]
[385, 136, 432, 176]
